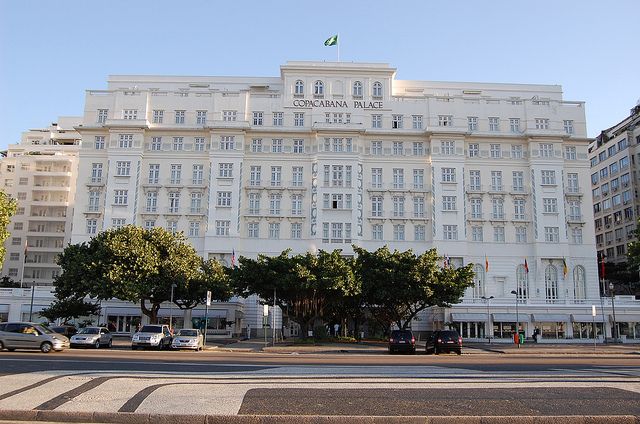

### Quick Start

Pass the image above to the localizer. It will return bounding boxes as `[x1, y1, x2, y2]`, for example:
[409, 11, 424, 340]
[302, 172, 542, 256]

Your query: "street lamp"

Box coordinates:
[510, 290, 520, 348]
[169, 283, 177, 331]
[609, 282, 617, 341]
[481, 295, 494, 343]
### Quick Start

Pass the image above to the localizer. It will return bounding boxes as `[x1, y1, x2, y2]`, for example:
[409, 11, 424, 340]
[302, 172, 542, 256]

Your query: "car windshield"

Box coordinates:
[36, 325, 55, 334]
[78, 328, 99, 334]
[391, 330, 412, 338]
[140, 325, 162, 333]
[177, 330, 198, 337]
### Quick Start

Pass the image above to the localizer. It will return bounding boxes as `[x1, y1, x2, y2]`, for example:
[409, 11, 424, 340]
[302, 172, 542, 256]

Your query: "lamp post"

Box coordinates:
[169, 283, 176, 331]
[609, 282, 617, 341]
[510, 290, 520, 348]
[481, 295, 494, 343]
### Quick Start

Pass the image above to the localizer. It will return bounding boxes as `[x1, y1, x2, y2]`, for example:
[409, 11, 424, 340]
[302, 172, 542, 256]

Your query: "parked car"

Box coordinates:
[425, 330, 462, 355]
[50, 325, 78, 338]
[70, 327, 112, 349]
[131, 324, 172, 350]
[171, 329, 204, 351]
[388, 329, 416, 354]
[0, 322, 70, 353]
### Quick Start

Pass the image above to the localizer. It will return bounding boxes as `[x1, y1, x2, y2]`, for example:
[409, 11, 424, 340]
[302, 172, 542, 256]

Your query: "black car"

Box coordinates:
[426, 330, 462, 355]
[50, 325, 78, 338]
[388, 329, 416, 354]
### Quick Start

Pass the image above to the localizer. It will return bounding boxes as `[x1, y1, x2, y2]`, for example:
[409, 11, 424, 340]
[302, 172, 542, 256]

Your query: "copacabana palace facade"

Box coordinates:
[10, 60, 635, 341]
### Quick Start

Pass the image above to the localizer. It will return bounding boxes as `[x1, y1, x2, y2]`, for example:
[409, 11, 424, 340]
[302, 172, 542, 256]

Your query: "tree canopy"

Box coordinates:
[0, 190, 17, 270]
[54, 226, 214, 323]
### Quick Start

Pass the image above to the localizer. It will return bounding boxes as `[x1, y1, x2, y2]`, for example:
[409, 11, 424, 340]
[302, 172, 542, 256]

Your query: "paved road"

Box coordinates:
[0, 350, 639, 417]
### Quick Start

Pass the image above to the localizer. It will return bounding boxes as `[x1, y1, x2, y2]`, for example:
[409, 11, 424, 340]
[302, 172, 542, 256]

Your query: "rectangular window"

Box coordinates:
[91, 163, 103, 183]
[372, 224, 383, 240]
[412, 142, 424, 156]
[539, 143, 553, 158]
[172, 137, 184, 151]
[148, 164, 160, 184]
[215, 220, 230, 236]
[95, 136, 105, 149]
[468, 143, 479, 157]
[472, 226, 483, 242]
[97, 109, 108, 124]
[291, 194, 303, 215]
[393, 224, 405, 241]
[170, 164, 182, 184]
[371, 140, 382, 155]
[515, 227, 527, 243]
[543, 198, 558, 213]
[392, 168, 404, 188]
[219, 163, 233, 178]
[273, 112, 283, 126]
[413, 197, 425, 217]
[541, 170, 556, 185]
[414, 225, 425, 241]
[438, 115, 452, 127]
[442, 168, 456, 182]
[468, 116, 478, 131]
[413, 169, 424, 189]
[123, 109, 137, 120]
[294, 113, 304, 127]
[412, 115, 423, 129]
[511, 144, 523, 159]
[248, 223, 259, 238]
[563, 120, 574, 134]
[441, 140, 455, 155]
[490, 144, 501, 158]
[189, 222, 200, 237]
[151, 136, 162, 151]
[145, 192, 158, 212]
[442, 196, 456, 211]
[469, 170, 481, 191]
[217, 191, 232, 207]
[166, 221, 178, 234]
[545, 227, 560, 243]
[565, 146, 576, 160]
[393, 141, 403, 155]
[194, 137, 205, 151]
[371, 196, 383, 217]
[112, 218, 126, 229]
[494, 226, 505, 242]
[268, 223, 280, 239]
[392, 196, 405, 217]
[118, 134, 133, 148]
[152, 109, 164, 124]
[114, 190, 128, 205]
[535, 118, 549, 129]
[443, 225, 458, 240]
[291, 223, 302, 239]
[292, 166, 303, 186]
[489, 117, 500, 131]
[253, 112, 264, 126]
[250, 166, 261, 186]
[392, 114, 403, 129]
[512, 171, 524, 192]
[271, 166, 282, 186]
[168, 192, 180, 213]
[115, 161, 131, 176]
[269, 194, 281, 215]
[371, 168, 383, 189]
[220, 136, 234, 150]
[251, 138, 263, 153]
[490, 171, 503, 191]
[196, 110, 207, 125]
[372, 114, 382, 129]
[174, 110, 185, 124]
[190, 193, 202, 213]
[509, 118, 520, 133]
[86, 219, 97, 234]
[293, 139, 304, 153]
[271, 139, 283, 153]
[222, 110, 237, 121]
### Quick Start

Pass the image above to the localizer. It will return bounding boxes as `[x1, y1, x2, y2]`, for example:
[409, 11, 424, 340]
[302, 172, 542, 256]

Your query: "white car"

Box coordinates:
[171, 329, 204, 351]
[70, 327, 112, 349]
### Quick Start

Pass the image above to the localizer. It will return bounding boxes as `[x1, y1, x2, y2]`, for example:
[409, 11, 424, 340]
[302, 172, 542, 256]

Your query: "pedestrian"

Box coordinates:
[246, 323, 251, 340]
[334, 323, 340, 337]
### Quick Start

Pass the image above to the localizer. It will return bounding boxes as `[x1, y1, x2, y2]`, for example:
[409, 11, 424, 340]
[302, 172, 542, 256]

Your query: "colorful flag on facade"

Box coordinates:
[562, 257, 568, 277]
[599, 253, 606, 279]
[324, 34, 338, 46]
[524, 258, 529, 274]
[23, 240, 28, 262]
[443, 255, 450, 269]
[485, 255, 489, 272]
[231, 249, 236, 268]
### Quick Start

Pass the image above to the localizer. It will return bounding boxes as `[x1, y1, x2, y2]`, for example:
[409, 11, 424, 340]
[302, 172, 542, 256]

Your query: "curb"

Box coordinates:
[0, 411, 639, 424]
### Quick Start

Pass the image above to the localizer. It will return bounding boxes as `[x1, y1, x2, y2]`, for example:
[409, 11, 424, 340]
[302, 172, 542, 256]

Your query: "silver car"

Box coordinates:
[70, 327, 112, 349]
[171, 329, 204, 351]
[0, 322, 70, 353]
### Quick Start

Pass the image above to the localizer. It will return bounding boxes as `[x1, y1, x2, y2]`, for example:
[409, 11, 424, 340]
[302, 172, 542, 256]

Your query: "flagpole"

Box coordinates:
[337, 33, 340, 62]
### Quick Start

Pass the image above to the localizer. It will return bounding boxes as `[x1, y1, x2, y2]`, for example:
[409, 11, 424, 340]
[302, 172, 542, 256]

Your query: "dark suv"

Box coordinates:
[426, 330, 462, 355]
[388, 329, 416, 354]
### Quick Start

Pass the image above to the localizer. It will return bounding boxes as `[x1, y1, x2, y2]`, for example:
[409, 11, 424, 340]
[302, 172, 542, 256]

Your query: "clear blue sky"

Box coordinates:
[1, 0, 638, 149]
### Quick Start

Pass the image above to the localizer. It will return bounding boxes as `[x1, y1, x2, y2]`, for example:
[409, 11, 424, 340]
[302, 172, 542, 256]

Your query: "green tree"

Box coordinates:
[354, 246, 474, 330]
[0, 276, 20, 288]
[54, 226, 202, 323]
[40, 298, 101, 324]
[173, 258, 232, 310]
[0, 190, 17, 270]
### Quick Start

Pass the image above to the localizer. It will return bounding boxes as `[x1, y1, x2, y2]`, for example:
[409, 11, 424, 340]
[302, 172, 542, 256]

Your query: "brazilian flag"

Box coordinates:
[324, 35, 338, 46]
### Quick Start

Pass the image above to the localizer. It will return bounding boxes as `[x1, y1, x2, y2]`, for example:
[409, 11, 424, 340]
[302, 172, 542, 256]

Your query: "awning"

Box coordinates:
[103, 307, 142, 316]
[450, 313, 487, 321]
[610, 314, 640, 322]
[191, 309, 228, 318]
[572, 314, 601, 322]
[492, 313, 519, 322]
[532, 314, 570, 322]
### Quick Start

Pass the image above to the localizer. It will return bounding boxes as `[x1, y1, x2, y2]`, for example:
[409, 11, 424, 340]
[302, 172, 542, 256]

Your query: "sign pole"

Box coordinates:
[204, 290, 211, 348]
[592, 305, 597, 352]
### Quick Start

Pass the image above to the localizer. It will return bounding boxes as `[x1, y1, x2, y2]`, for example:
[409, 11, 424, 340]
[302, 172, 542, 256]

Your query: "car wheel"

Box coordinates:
[131, 345, 138, 350]
[40, 342, 53, 353]
[456, 350, 462, 355]
[0, 341, 4, 351]
[94, 340, 101, 349]
[107, 339, 112, 348]
[434, 347, 438, 355]
[8, 348, 15, 352]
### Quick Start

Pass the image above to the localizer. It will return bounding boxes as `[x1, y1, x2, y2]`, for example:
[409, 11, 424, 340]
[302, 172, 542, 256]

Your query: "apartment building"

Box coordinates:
[589, 104, 640, 264]
[0, 118, 81, 286]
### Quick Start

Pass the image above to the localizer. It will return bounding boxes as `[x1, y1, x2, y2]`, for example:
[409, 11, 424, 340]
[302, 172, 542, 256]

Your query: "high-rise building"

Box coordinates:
[65, 61, 628, 341]
[0, 118, 81, 287]
[589, 104, 640, 264]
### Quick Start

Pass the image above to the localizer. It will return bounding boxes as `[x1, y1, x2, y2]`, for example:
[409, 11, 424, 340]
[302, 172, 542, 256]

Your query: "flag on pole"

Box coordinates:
[599, 253, 605, 279]
[23, 240, 28, 262]
[485, 255, 489, 272]
[231, 249, 236, 268]
[443, 255, 450, 269]
[324, 34, 338, 46]
[562, 257, 568, 278]
[524, 258, 529, 274]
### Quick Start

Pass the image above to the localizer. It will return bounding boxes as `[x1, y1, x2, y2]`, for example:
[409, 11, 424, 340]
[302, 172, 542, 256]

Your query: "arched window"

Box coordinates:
[314, 80, 324, 97]
[294, 80, 304, 96]
[472, 264, 485, 298]
[353, 81, 363, 97]
[372, 81, 383, 98]
[516, 265, 529, 300]
[545, 265, 558, 302]
[573, 265, 586, 301]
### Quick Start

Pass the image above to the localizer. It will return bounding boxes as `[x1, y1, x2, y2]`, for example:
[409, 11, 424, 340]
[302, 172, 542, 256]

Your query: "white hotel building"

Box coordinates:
[19, 60, 630, 341]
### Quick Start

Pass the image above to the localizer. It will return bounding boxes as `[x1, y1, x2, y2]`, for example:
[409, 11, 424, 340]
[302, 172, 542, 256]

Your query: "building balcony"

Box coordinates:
[27, 215, 67, 222]
[466, 185, 486, 194]
[467, 214, 485, 221]
[104, 118, 149, 128]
